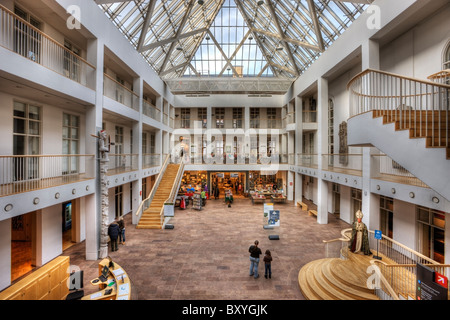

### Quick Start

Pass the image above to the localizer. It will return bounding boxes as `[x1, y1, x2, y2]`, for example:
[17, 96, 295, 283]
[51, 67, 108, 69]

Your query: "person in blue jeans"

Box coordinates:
[118, 216, 126, 245]
[264, 250, 272, 279]
[248, 240, 262, 279]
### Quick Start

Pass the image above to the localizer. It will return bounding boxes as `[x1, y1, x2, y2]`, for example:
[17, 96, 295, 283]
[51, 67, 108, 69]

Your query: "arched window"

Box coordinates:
[444, 41, 450, 70]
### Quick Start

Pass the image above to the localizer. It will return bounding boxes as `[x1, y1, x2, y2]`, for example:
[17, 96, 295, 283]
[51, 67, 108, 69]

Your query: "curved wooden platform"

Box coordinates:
[298, 252, 380, 300]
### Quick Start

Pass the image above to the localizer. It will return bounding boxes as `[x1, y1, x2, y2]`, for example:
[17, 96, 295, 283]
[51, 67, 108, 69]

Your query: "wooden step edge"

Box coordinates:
[305, 260, 338, 300]
[313, 259, 356, 300]
[298, 262, 322, 300]
[136, 225, 162, 229]
[323, 260, 378, 300]
[331, 260, 374, 293]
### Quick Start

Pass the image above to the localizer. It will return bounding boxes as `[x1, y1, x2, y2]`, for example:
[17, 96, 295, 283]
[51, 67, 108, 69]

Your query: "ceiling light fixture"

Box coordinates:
[257, 0, 264, 5]
[198, 0, 204, 5]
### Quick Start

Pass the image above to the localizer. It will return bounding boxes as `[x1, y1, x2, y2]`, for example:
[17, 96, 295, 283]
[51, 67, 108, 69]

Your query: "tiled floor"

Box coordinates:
[64, 197, 350, 300]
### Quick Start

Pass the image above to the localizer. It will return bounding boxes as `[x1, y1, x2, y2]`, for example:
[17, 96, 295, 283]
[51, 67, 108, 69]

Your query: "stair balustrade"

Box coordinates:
[324, 227, 449, 300]
[135, 154, 170, 222]
[348, 69, 450, 151]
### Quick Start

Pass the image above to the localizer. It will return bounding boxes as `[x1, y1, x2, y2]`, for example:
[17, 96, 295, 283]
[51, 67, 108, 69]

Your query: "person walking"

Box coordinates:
[108, 220, 120, 252]
[118, 216, 126, 245]
[248, 240, 262, 279]
[263, 250, 272, 279]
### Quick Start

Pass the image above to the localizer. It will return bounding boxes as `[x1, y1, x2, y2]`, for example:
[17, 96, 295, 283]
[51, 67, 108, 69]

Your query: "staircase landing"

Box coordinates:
[298, 252, 390, 300]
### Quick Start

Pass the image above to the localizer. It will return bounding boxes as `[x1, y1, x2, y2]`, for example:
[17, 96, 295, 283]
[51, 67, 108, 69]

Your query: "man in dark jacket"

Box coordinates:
[108, 221, 120, 252]
[248, 240, 262, 279]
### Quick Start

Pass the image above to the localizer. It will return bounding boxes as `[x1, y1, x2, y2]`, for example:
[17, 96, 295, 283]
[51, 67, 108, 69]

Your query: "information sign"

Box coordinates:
[268, 210, 280, 227]
[416, 263, 448, 300]
[374, 230, 382, 240]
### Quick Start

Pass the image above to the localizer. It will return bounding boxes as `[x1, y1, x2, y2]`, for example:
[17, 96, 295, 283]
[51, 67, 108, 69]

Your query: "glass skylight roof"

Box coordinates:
[97, 0, 372, 80]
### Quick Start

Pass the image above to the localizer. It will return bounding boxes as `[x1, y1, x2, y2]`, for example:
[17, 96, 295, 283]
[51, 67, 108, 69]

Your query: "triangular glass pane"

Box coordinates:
[189, 0, 273, 78]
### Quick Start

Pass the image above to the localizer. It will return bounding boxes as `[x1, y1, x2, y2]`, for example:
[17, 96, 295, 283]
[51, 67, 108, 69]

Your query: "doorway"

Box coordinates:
[11, 212, 35, 282]
[210, 172, 246, 198]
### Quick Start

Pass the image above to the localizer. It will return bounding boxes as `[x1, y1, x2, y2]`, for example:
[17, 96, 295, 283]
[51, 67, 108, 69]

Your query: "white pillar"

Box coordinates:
[317, 77, 329, 224]
[361, 38, 380, 230]
[362, 39, 380, 70]
[0, 219, 11, 291]
[84, 38, 104, 260]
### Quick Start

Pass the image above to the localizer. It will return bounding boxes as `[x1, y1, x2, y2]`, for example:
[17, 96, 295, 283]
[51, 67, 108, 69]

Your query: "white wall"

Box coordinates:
[380, 4, 450, 79]
[39, 205, 63, 266]
[339, 185, 352, 224]
[0, 219, 11, 291]
[393, 199, 417, 250]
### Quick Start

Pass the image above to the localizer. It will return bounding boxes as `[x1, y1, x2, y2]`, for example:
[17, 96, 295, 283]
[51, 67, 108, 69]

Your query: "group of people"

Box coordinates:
[248, 240, 272, 279]
[107, 217, 126, 252]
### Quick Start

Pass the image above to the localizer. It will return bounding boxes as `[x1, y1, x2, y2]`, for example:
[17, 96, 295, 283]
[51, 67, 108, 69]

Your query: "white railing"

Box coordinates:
[142, 153, 160, 169]
[142, 100, 161, 121]
[302, 110, 317, 123]
[371, 260, 450, 300]
[106, 154, 138, 175]
[428, 70, 450, 85]
[348, 69, 450, 150]
[0, 154, 94, 196]
[283, 112, 295, 126]
[0, 5, 95, 88]
[371, 154, 429, 188]
[103, 74, 139, 111]
[182, 153, 285, 165]
[321, 153, 363, 176]
[297, 154, 318, 168]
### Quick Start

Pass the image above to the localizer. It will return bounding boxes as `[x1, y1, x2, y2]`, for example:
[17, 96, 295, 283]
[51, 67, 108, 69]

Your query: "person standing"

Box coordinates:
[108, 220, 120, 252]
[214, 184, 219, 200]
[118, 216, 126, 245]
[248, 240, 262, 279]
[263, 250, 272, 279]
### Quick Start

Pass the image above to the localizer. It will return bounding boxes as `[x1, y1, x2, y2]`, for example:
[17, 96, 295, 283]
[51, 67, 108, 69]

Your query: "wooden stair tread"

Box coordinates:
[323, 260, 378, 300]
[298, 262, 322, 300]
[137, 164, 181, 229]
[303, 260, 335, 300]
[313, 259, 357, 300]
[328, 259, 372, 293]
[298, 254, 385, 300]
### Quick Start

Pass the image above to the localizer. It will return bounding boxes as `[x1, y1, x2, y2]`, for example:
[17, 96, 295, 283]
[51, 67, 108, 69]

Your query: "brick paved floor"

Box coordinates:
[65, 197, 350, 300]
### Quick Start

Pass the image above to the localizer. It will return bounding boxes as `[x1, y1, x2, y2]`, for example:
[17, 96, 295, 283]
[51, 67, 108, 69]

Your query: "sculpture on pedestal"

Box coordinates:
[349, 210, 372, 256]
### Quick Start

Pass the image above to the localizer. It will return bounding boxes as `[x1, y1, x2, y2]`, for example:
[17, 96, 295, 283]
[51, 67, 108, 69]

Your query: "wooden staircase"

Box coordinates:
[373, 110, 450, 159]
[298, 252, 384, 300]
[136, 164, 180, 229]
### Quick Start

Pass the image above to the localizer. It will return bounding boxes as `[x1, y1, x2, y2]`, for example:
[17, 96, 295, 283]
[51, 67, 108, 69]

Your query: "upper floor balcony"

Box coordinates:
[0, 5, 95, 89]
[0, 154, 95, 197]
[178, 152, 289, 166]
[103, 74, 139, 112]
[142, 99, 161, 122]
